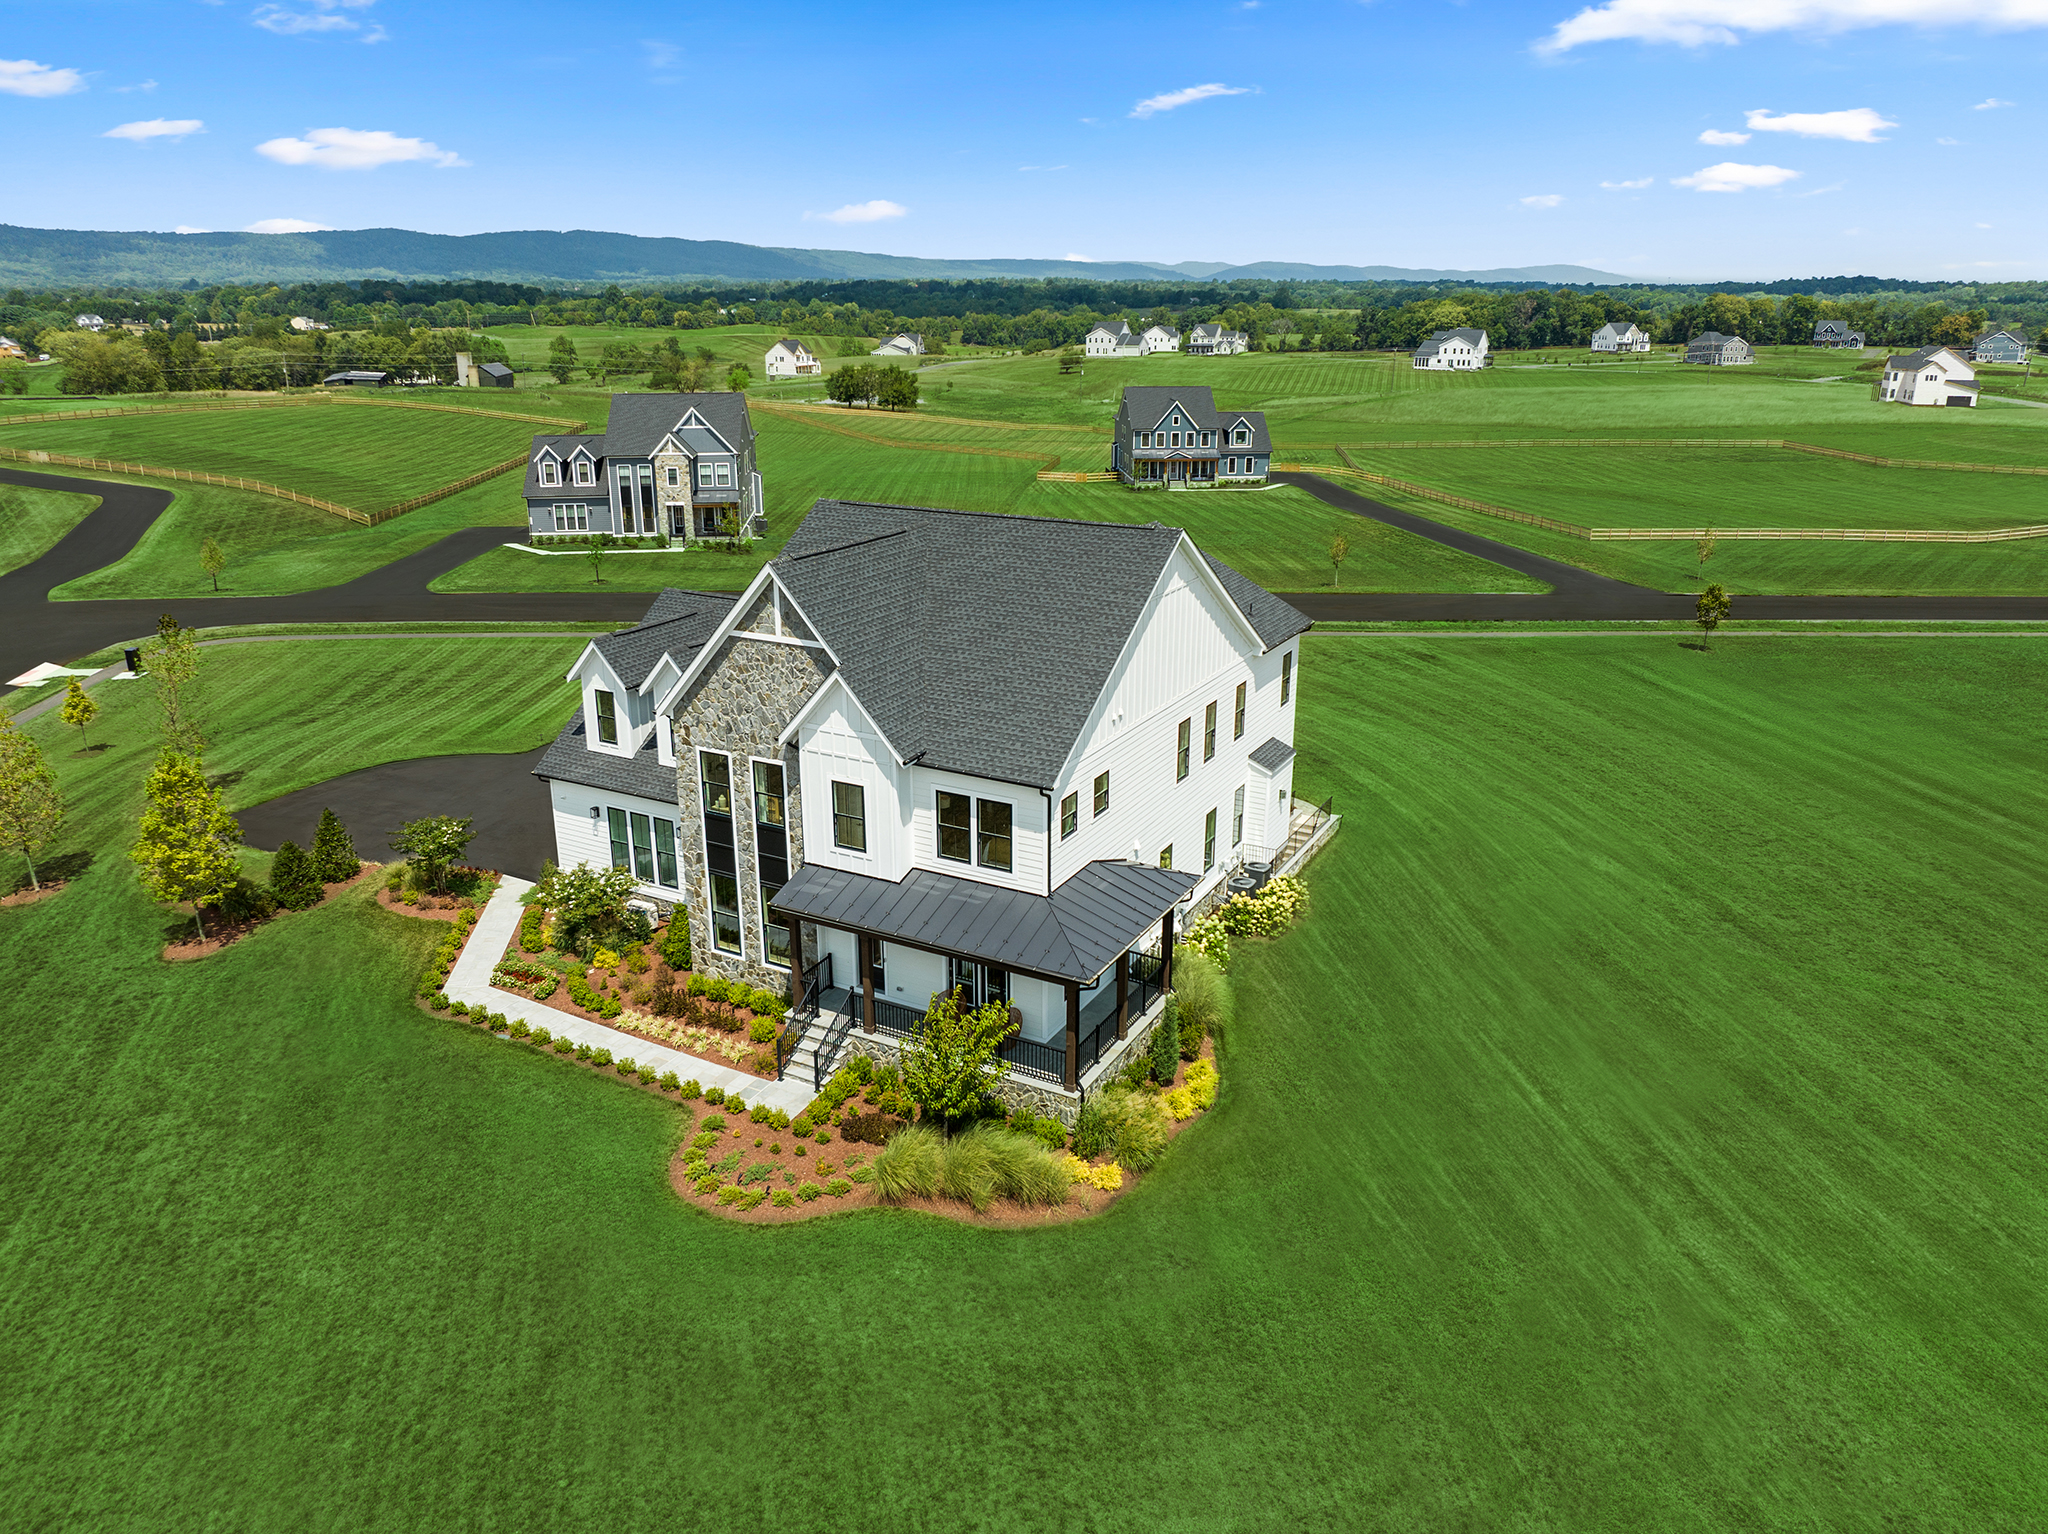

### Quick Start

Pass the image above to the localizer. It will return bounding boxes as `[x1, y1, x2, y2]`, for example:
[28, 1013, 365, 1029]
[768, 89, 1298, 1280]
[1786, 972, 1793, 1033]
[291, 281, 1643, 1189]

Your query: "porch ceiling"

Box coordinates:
[771, 859, 1196, 985]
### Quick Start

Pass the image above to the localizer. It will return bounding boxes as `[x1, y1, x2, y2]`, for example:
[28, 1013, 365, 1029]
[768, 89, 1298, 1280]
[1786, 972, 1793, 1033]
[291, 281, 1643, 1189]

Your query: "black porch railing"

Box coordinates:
[848, 991, 928, 1039]
[792, 952, 832, 1023]
[813, 1007, 855, 1091]
[1128, 950, 1165, 1020]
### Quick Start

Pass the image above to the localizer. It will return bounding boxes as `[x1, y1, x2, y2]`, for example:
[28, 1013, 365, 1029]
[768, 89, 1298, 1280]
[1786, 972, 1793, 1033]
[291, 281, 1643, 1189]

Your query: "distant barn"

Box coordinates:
[323, 370, 392, 387]
[478, 362, 515, 388]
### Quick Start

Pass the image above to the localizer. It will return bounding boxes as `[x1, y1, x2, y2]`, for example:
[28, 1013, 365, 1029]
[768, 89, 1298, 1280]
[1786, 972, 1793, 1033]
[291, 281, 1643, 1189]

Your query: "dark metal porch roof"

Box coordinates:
[770, 859, 1196, 985]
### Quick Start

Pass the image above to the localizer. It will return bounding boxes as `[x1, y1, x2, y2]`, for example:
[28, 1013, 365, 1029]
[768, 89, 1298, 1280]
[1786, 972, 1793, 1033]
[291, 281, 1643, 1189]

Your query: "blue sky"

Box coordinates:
[4, 0, 2044, 281]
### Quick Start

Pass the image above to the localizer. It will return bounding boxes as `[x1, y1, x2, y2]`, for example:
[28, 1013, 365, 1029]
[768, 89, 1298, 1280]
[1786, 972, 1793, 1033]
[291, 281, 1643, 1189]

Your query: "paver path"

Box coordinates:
[447, 876, 819, 1116]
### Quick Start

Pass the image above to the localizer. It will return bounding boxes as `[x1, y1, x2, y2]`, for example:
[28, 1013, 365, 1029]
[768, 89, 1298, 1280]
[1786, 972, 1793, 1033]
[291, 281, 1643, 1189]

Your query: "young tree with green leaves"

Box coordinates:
[586, 531, 611, 583]
[388, 814, 475, 893]
[0, 712, 63, 890]
[130, 750, 239, 939]
[900, 989, 1013, 1127]
[533, 859, 640, 954]
[200, 535, 227, 591]
[140, 612, 203, 754]
[1328, 531, 1350, 589]
[647, 335, 684, 391]
[311, 806, 358, 884]
[268, 839, 323, 910]
[58, 678, 98, 750]
[876, 364, 918, 411]
[546, 334, 579, 384]
[1696, 583, 1731, 647]
[725, 362, 751, 392]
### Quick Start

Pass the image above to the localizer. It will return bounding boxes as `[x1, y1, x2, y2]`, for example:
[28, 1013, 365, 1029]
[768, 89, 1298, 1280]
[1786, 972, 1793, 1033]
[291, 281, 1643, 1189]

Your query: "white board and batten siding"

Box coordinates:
[547, 785, 688, 905]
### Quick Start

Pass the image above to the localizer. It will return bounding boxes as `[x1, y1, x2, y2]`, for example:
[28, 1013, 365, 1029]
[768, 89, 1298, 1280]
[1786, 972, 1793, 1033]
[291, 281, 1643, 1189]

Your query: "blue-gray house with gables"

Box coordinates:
[1973, 328, 2029, 364]
[1111, 385, 1270, 486]
[525, 392, 761, 542]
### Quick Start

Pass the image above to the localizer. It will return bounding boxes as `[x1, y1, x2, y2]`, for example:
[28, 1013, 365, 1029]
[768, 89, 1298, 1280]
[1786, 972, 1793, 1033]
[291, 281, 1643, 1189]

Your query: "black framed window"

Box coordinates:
[832, 781, 866, 851]
[1232, 786, 1244, 848]
[595, 689, 617, 745]
[700, 752, 733, 815]
[1204, 701, 1217, 762]
[1282, 651, 1293, 704]
[710, 873, 742, 954]
[1060, 792, 1078, 840]
[1204, 808, 1217, 872]
[607, 807, 630, 871]
[654, 816, 678, 887]
[629, 812, 656, 883]
[937, 791, 972, 862]
[977, 800, 1012, 871]
[1093, 771, 1109, 817]
[699, 751, 736, 885]
[1176, 719, 1191, 782]
[1234, 681, 1246, 740]
[753, 760, 785, 828]
[754, 761, 789, 968]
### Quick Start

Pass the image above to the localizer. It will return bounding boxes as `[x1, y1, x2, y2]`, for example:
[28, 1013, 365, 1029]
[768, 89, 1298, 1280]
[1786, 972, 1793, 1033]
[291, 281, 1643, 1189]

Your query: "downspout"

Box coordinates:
[1039, 788, 1053, 897]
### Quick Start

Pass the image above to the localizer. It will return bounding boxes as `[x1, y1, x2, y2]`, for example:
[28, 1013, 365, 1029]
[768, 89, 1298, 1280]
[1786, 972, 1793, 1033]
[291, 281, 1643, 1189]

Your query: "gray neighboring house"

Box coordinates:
[1973, 328, 2029, 364]
[1684, 332, 1754, 366]
[871, 333, 925, 356]
[1188, 322, 1249, 356]
[1812, 319, 1867, 349]
[524, 391, 761, 542]
[1112, 385, 1270, 485]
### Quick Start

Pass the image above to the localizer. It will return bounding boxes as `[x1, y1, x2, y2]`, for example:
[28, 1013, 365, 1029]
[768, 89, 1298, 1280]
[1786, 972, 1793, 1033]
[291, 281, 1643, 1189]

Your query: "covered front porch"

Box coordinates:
[1133, 456, 1219, 484]
[772, 859, 1196, 1094]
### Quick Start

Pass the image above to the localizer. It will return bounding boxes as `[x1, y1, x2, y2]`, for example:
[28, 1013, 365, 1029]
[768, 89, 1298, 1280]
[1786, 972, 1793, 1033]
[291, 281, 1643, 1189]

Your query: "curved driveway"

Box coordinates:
[1270, 471, 2048, 622]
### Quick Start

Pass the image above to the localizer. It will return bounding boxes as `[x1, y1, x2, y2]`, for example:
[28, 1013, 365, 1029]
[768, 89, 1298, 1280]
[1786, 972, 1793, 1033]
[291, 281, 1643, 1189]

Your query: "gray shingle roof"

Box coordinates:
[771, 338, 809, 354]
[523, 433, 603, 497]
[600, 392, 754, 456]
[1886, 344, 1954, 371]
[1218, 411, 1272, 454]
[479, 362, 514, 380]
[772, 500, 1309, 788]
[1248, 736, 1296, 772]
[1414, 327, 1488, 357]
[591, 588, 738, 689]
[533, 713, 677, 801]
[1119, 384, 1220, 430]
[770, 858, 1196, 983]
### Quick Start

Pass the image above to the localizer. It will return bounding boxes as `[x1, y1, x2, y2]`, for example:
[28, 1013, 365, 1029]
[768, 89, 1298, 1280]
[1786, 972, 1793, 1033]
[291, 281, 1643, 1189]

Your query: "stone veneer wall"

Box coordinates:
[671, 586, 832, 995]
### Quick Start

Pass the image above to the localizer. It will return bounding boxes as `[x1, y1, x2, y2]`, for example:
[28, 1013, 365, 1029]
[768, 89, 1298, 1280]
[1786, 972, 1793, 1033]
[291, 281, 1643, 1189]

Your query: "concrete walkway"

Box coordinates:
[444, 876, 819, 1116]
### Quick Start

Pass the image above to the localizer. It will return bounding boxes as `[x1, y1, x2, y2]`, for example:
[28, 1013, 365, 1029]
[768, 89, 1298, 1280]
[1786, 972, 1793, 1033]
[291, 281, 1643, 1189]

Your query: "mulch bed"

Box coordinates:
[0, 881, 68, 909]
[161, 862, 379, 961]
[375, 866, 500, 923]
[668, 1041, 1220, 1228]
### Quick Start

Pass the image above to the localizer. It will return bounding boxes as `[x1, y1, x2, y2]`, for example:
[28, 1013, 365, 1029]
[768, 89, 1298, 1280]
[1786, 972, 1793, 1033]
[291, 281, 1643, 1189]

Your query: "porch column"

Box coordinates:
[1115, 951, 1129, 1041]
[860, 933, 876, 1033]
[1063, 981, 1080, 1092]
[1160, 909, 1175, 993]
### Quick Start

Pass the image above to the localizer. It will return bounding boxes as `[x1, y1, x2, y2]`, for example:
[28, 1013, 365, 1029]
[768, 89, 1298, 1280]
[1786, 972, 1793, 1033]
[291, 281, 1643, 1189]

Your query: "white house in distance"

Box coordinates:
[533, 498, 1313, 1101]
[1881, 345, 1978, 407]
[1188, 323, 1249, 356]
[1590, 321, 1650, 353]
[871, 333, 925, 357]
[289, 316, 331, 332]
[73, 314, 106, 331]
[763, 338, 821, 379]
[1413, 328, 1489, 370]
[1684, 332, 1754, 366]
[1084, 321, 1182, 358]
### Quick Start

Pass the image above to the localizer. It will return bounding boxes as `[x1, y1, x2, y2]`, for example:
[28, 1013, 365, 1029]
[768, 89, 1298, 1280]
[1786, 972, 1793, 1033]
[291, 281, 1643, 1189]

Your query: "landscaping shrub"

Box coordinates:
[790, 1112, 814, 1138]
[716, 1185, 748, 1207]
[694, 1174, 721, 1195]
[658, 1071, 680, 1091]
[848, 1164, 875, 1184]
[574, 1041, 593, 1061]
[747, 1017, 777, 1045]
[268, 840, 323, 911]
[491, 959, 558, 1001]
[771, 1189, 796, 1209]
[554, 1035, 575, 1054]
[875, 1062, 902, 1095]
[703, 1086, 725, 1106]
[960, 1124, 1070, 1208]
[1082, 1086, 1169, 1172]
[748, 1103, 771, 1124]
[591, 1048, 613, 1068]
[824, 1178, 853, 1198]
[1172, 947, 1231, 1056]
[311, 807, 358, 884]
[689, 1132, 721, 1152]
[1150, 1001, 1181, 1085]
[615, 1056, 637, 1077]
[796, 1181, 823, 1203]
[740, 1162, 777, 1187]
[869, 1125, 942, 1200]
[700, 1113, 726, 1135]
[1185, 1057, 1219, 1110]
[530, 1026, 551, 1049]
[508, 1017, 531, 1040]
[658, 915, 692, 970]
[679, 1078, 702, 1099]
[218, 876, 276, 924]
[842, 1112, 892, 1146]
[713, 1150, 742, 1178]
[815, 1130, 832, 1145]
[385, 865, 406, 893]
[1164, 1086, 1196, 1121]
[592, 947, 621, 970]
[725, 1097, 748, 1116]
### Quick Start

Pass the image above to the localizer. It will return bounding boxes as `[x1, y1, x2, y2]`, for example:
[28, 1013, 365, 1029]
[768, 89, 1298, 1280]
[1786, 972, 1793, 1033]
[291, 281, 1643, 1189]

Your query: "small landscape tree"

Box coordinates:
[1328, 531, 1350, 589]
[534, 859, 639, 955]
[1696, 527, 1718, 575]
[389, 814, 475, 893]
[1149, 996, 1181, 1084]
[141, 612, 204, 755]
[586, 531, 611, 583]
[58, 678, 98, 750]
[876, 364, 918, 411]
[310, 806, 358, 884]
[0, 712, 64, 890]
[725, 362, 751, 392]
[268, 839, 322, 910]
[546, 335, 580, 385]
[900, 989, 1012, 1127]
[200, 535, 227, 591]
[130, 749, 240, 940]
[1696, 583, 1731, 648]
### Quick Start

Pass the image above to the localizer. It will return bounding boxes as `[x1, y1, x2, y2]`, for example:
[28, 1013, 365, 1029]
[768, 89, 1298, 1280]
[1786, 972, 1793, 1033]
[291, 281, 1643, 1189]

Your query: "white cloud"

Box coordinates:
[1699, 128, 1752, 144]
[361, 23, 388, 42]
[104, 118, 205, 142]
[253, 0, 376, 36]
[1672, 160, 1800, 191]
[0, 58, 87, 97]
[255, 127, 467, 169]
[1976, 220, 1994, 226]
[1936, 134, 1961, 143]
[1521, 193, 1565, 206]
[1538, 1, 2048, 54]
[1600, 176, 1654, 188]
[804, 200, 908, 224]
[244, 218, 331, 233]
[1064, 253, 1095, 262]
[1130, 83, 1252, 118]
[1744, 106, 1895, 140]
[114, 79, 158, 94]
[1018, 164, 1070, 172]
[1973, 96, 2015, 107]
[174, 225, 212, 234]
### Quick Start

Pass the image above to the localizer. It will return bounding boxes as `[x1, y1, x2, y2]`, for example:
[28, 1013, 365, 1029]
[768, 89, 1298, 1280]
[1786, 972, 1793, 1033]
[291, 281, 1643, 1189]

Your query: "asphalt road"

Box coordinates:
[1269, 471, 2048, 622]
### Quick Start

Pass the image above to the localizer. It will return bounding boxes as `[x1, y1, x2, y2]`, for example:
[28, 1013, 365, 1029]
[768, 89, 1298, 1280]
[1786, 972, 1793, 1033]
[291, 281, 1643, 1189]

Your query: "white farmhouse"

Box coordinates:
[1141, 323, 1181, 355]
[73, 314, 107, 331]
[1085, 321, 1144, 358]
[1880, 345, 1978, 407]
[1412, 328, 1489, 370]
[763, 338, 820, 379]
[871, 333, 925, 357]
[534, 499, 1314, 1101]
[1590, 322, 1649, 353]
[1188, 323, 1249, 356]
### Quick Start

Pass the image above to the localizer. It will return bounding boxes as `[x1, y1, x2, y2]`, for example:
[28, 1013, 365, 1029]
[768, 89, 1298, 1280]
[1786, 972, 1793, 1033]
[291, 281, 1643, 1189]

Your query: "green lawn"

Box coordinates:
[0, 400, 541, 511]
[0, 480, 97, 573]
[44, 471, 524, 601]
[2, 634, 2041, 1528]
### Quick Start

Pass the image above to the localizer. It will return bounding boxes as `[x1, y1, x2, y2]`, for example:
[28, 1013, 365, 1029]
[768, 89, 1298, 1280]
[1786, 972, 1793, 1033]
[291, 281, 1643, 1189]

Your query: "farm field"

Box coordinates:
[0, 480, 97, 573]
[1, 634, 2041, 1528]
[0, 400, 543, 511]
[1351, 443, 2048, 531]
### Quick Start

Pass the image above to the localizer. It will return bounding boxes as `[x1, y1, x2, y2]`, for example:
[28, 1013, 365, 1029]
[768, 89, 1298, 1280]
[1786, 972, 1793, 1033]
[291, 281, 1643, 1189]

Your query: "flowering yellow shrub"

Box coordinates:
[592, 947, 621, 970]
[1184, 1057, 1219, 1110]
[1059, 1154, 1126, 1191]
[1164, 1086, 1197, 1121]
[1060, 1153, 1092, 1185]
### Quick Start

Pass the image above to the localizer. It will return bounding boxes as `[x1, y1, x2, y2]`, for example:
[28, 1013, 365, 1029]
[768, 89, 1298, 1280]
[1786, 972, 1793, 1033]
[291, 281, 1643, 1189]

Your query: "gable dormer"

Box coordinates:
[535, 446, 563, 487]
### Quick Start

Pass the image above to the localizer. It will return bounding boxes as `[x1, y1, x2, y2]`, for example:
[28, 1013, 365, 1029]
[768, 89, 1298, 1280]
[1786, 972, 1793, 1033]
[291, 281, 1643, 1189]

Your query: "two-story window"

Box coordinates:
[832, 781, 866, 852]
[700, 752, 741, 954]
[1176, 719, 1192, 782]
[1093, 771, 1109, 817]
[1204, 701, 1217, 762]
[1282, 652, 1294, 704]
[1234, 681, 1246, 739]
[1233, 785, 1245, 847]
[594, 689, 617, 745]
[936, 792, 1012, 872]
[754, 761, 790, 968]
[1204, 808, 1217, 872]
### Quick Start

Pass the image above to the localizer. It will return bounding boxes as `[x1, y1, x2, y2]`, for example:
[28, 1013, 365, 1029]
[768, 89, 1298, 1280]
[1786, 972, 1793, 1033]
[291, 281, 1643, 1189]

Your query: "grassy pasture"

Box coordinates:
[0, 480, 98, 574]
[0, 400, 540, 511]
[1, 635, 2042, 1527]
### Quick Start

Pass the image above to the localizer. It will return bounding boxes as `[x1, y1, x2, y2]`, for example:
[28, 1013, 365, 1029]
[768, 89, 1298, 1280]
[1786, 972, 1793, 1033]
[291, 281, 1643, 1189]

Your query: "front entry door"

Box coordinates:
[948, 958, 1008, 1009]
